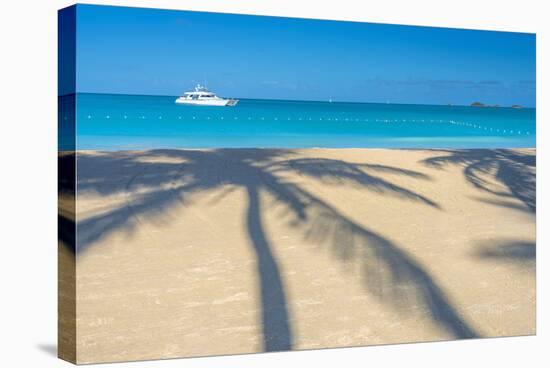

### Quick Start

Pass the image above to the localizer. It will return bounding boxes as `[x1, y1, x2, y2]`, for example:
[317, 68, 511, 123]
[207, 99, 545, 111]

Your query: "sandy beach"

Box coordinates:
[63, 148, 535, 363]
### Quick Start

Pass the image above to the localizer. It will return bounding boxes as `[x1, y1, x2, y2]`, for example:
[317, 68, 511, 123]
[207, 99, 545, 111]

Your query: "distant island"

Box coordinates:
[470, 102, 522, 108]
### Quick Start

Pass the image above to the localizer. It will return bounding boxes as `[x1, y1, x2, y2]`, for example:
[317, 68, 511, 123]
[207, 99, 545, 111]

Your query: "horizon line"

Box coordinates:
[64, 91, 536, 109]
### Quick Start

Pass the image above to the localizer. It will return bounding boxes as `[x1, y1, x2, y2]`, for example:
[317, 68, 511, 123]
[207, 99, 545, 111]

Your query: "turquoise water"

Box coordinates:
[62, 93, 536, 150]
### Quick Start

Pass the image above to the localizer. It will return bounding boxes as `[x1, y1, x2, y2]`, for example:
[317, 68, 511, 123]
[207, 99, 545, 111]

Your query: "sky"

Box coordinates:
[74, 4, 536, 107]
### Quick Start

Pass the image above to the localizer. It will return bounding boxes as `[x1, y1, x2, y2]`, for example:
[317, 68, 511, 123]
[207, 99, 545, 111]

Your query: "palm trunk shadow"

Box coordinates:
[246, 185, 294, 351]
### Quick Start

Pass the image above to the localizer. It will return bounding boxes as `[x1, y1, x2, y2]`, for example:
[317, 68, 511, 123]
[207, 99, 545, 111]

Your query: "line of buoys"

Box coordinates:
[84, 113, 531, 136]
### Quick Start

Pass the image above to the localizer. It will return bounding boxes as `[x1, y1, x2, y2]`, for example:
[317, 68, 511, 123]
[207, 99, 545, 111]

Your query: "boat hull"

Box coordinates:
[175, 98, 238, 106]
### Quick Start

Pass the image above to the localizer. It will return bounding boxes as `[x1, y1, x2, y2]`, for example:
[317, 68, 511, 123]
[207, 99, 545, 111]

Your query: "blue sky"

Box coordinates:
[75, 4, 536, 106]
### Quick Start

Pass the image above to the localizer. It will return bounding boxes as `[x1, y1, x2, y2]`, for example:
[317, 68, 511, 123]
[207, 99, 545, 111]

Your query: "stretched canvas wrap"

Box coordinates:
[58, 4, 536, 364]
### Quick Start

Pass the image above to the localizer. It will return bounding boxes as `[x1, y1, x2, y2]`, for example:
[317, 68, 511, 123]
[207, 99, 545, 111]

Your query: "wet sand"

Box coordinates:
[64, 148, 535, 363]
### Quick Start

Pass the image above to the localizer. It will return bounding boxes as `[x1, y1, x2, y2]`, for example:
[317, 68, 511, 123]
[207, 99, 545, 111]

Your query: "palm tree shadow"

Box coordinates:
[246, 185, 293, 351]
[58, 152, 76, 253]
[474, 239, 535, 266]
[265, 161, 476, 339]
[421, 149, 535, 213]
[69, 148, 478, 352]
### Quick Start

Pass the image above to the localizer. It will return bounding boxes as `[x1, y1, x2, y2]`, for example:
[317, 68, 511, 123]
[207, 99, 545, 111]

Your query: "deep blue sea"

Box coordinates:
[59, 93, 536, 150]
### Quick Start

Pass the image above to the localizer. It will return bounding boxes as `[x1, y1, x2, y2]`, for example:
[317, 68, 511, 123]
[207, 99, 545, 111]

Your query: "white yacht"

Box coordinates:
[175, 85, 238, 106]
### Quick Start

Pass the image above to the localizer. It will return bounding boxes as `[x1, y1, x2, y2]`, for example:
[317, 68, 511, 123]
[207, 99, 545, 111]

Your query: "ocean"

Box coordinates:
[59, 93, 536, 150]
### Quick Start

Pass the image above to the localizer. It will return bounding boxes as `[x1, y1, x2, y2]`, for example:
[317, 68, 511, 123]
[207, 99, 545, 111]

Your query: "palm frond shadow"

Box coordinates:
[421, 149, 535, 213]
[261, 167, 476, 339]
[474, 239, 535, 265]
[58, 152, 76, 252]
[70, 149, 478, 352]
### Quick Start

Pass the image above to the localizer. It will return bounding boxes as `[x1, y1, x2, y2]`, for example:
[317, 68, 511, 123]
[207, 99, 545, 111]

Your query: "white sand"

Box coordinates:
[65, 148, 535, 363]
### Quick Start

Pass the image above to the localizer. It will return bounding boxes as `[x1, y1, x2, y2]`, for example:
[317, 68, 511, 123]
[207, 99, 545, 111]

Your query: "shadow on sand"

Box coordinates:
[474, 239, 535, 266]
[421, 149, 535, 213]
[58, 152, 76, 253]
[66, 149, 484, 351]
